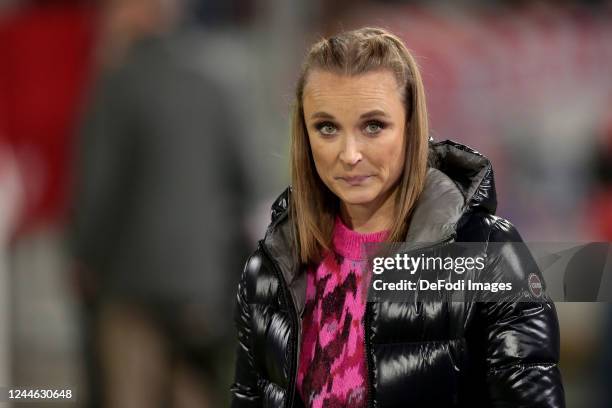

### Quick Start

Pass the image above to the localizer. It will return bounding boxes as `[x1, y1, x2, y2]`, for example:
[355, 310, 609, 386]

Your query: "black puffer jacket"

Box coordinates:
[230, 140, 565, 407]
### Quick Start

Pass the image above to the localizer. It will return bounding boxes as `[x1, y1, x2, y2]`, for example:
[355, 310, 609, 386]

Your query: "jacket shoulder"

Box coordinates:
[240, 246, 281, 304]
[458, 212, 539, 285]
[465, 213, 549, 299]
[270, 187, 291, 223]
[456, 211, 524, 244]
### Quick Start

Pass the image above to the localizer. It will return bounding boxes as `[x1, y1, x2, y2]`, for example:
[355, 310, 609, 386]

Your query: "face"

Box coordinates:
[303, 69, 407, 212]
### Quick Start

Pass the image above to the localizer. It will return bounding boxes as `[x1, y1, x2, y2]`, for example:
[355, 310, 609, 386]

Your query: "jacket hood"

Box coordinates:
[262, 139, 497, 317]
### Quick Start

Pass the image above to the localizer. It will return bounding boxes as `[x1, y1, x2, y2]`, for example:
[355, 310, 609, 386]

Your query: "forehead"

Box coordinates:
[302, 69, 403, 116]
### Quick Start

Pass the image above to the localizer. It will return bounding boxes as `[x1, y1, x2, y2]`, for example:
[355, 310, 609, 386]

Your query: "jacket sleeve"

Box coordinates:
[481, 217, 565, 408]
[230, 251, 263, 408]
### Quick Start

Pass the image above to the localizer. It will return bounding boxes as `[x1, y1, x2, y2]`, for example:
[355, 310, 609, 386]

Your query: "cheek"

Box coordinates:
[377, 134, 406, 179]
[390, 145, 406, 175]
[308, 136, 335, 178]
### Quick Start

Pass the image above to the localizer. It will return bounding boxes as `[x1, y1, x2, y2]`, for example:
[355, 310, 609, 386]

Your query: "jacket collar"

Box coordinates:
[262, 139, 496, 317]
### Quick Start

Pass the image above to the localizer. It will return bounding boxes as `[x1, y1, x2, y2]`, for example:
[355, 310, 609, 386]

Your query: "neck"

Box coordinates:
[340, 187, 397, 233]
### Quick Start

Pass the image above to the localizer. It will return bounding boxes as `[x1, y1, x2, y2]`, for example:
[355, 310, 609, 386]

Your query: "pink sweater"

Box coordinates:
[297, 217, 388, 407]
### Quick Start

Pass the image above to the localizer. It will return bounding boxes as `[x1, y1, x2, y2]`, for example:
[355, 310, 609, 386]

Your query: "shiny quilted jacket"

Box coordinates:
[230, 140, 565, 407]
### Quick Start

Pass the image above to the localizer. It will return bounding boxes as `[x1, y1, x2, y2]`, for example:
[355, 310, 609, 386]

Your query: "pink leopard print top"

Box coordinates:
[297, 217, 388, 408]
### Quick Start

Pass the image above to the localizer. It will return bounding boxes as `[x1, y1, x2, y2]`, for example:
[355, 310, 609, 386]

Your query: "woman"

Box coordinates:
[231, 27, 564, 407]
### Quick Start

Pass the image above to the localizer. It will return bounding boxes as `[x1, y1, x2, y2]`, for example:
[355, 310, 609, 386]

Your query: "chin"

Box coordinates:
[335, 187, 380, 206]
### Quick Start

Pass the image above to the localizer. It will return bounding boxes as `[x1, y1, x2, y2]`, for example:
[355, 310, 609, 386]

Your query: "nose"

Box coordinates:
[339, 134, 362, 166]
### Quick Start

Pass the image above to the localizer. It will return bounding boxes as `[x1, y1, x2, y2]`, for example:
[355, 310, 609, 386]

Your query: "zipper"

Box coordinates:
[363, 301, 374, 408]
[259, 241, 300, 408]
[362, 231, 457, 407]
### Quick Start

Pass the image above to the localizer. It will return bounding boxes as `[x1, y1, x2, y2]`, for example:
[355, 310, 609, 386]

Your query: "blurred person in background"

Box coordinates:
[587, 95, 612, 241]
[231, 27, 564, 407]
[587, 95, 612, 408]
[69, 0, 249, 407]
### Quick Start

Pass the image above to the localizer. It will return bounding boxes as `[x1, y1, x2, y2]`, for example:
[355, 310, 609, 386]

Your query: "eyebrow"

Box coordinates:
[309, 109, 389, 120]
[310, 111, 335, 120]
[360, 109, 389, 119]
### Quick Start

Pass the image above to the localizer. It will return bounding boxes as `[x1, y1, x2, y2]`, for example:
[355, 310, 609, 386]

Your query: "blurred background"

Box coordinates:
[0, 0, 611, 407]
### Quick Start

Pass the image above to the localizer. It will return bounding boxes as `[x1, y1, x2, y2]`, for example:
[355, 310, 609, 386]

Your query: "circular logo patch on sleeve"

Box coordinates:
[528, 273, 543, 298]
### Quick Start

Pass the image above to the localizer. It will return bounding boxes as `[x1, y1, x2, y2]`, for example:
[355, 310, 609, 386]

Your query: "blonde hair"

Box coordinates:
[290, 27, 429, 264]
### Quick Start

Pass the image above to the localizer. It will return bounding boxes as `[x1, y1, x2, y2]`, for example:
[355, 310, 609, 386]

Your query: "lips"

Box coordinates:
[339, 175, 371, 186]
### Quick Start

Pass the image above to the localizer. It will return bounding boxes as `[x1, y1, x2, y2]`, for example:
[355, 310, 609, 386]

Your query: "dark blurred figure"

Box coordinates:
[69, 0, 249, 407]
[587, 95, 612, 408]
[589, 106, 612, 240]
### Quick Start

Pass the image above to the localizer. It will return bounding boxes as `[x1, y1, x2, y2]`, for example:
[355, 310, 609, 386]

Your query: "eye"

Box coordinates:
[364, 120, 386, 135]
[315, 121, 338, 136]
